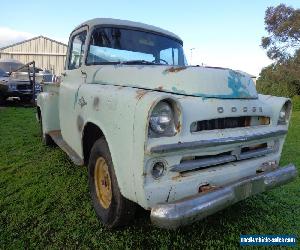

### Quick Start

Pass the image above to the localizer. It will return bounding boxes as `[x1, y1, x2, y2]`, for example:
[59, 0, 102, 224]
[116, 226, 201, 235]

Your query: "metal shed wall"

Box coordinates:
[0, 36, 67, 75]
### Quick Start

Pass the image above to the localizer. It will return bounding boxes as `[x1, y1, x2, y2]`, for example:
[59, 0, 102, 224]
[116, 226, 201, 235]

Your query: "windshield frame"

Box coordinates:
[85, 25, 184, 66]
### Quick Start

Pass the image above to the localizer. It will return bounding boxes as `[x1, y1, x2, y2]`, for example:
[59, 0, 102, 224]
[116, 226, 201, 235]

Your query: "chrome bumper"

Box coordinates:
[150, 164, 298, 229]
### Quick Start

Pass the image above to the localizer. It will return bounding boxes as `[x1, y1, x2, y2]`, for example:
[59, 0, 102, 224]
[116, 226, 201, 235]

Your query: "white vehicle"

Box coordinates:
[37, 18, 297, 229]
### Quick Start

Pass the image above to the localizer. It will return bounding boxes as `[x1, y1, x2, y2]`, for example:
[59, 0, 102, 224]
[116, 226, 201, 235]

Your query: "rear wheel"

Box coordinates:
[88, 138, 136, 228]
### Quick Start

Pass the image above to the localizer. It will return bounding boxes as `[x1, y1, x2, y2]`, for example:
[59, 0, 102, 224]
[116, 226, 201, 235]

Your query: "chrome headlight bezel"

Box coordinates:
[278, 100, 292, 125]
[148, 99, 181, 138]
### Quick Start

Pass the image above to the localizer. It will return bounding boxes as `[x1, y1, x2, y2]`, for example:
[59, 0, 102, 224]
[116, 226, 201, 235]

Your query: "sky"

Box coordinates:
[1, 0, 299, 76]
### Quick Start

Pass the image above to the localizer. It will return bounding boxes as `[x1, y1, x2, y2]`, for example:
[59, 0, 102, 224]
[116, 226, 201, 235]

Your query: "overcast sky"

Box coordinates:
[1, 0, 299, 76]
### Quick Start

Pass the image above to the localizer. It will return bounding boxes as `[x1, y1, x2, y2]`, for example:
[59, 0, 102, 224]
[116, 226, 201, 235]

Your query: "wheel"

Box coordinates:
[39, 114, 54, 146]
[0, 95, 6, 105]
[20, 96, 32, 103]
[88, 138, 136, 228]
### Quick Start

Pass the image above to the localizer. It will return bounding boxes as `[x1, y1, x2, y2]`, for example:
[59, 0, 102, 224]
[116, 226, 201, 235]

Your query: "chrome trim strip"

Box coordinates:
[170, 147, 275, 172]
[239, 147, 274, 160]
[170, 155, 236, 172]
[150, 130, 287, 154]
[151, 164, 298, 229]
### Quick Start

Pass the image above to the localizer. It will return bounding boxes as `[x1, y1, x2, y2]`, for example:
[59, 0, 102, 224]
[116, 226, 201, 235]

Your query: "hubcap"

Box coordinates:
[94, 157, 112, 209]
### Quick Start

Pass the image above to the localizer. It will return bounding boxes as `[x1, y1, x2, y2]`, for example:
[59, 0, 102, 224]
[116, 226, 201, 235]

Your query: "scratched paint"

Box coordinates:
[90, 65, 257, 99]
[227, 70, 250, 98]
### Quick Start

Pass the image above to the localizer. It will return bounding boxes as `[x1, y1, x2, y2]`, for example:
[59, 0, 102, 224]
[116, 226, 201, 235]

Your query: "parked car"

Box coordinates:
[37, 18, 297, 229]
[0, 68, 9, 103]
[0, 59, 53, 103]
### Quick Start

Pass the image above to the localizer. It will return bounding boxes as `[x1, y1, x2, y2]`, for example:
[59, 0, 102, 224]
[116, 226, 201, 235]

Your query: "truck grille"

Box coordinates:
[170, 142, 277, 173]
[17, 84, 31, 90]
[190, 116, 270, 132]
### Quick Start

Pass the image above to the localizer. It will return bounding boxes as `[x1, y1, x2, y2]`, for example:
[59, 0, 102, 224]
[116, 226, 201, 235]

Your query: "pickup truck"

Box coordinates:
[37, 18, 298, 229]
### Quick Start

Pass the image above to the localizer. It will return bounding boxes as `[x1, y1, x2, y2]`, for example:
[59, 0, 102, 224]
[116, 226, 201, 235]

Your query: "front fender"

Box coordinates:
[37, 90, 60, 133]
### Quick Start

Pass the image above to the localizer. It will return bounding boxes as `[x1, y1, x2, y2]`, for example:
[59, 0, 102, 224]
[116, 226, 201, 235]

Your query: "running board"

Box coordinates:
[48, 130, 84, 166]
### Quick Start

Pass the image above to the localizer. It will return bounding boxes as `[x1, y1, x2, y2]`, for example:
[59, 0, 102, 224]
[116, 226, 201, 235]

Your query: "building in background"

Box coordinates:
[0, 36, 67, 75]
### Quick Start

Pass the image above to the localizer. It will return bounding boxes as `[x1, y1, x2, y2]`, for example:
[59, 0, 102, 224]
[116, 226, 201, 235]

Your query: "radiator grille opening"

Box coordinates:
[190, 116, 270, 132]
[174, 143, 272, 174]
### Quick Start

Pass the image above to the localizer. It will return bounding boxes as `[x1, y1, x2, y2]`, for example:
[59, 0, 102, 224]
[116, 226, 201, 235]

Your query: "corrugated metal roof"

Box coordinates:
[74, 18, 183, 43]
[0, 36, 67, 50]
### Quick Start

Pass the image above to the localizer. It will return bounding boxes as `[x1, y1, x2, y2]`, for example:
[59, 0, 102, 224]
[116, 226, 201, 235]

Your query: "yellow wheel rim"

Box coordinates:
[94, 157, 112, 209]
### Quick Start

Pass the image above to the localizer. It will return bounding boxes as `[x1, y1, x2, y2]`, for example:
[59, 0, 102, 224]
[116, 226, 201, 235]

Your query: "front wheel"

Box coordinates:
[88, 138, 136, 228]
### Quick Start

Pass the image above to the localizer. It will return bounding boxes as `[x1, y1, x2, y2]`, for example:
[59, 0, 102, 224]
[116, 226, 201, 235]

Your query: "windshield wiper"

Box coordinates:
[119, 60, 159, 65]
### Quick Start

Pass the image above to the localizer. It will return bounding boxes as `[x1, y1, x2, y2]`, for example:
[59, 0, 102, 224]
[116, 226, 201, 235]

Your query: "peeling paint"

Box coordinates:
[93, 97, 100, 111]
[164, 66, 187, 74]
[135, 89, 149, 100]
[78, 96, 87, 108]
[227, 70, 250, 98]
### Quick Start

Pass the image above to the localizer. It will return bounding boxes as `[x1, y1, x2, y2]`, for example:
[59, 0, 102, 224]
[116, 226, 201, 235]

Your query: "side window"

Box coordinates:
[160, 48, 179, 65]
[68, 31, 87, 70]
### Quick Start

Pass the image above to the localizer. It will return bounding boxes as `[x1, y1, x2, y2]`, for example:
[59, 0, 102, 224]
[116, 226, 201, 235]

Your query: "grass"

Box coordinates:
[0, 102, 299, 249]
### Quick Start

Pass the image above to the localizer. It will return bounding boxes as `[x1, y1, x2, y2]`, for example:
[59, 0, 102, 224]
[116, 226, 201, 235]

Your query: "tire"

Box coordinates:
[88, 138, 136, 228]
[40, 115, 55, 146]
[20, 96, 32, 103]
[0, 95, 5, 105]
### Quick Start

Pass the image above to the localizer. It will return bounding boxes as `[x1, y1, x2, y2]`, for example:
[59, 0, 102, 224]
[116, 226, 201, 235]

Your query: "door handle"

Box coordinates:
[81, 70, 87, 77]
[61, 72, 67, 77]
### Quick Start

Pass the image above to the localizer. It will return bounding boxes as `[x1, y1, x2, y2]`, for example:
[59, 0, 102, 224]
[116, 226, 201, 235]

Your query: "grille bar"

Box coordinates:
[170, 146, 275, 173]
[191, 116, 269, 133]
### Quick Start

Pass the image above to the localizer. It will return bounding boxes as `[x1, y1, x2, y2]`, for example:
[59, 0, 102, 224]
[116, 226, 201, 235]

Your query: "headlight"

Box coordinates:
[278, 101, 292, 125]
[149, 100, 179, 137]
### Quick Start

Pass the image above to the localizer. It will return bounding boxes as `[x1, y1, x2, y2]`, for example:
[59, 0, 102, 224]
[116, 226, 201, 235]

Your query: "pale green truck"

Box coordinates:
[37, 18, 298, 229]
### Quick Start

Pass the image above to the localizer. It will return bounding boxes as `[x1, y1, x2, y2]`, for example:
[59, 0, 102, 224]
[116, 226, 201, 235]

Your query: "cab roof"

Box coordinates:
[74, 18, 183, 44]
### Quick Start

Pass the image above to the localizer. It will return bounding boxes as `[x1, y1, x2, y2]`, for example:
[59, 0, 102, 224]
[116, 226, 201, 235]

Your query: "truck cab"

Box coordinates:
[37, 18, 297, 229]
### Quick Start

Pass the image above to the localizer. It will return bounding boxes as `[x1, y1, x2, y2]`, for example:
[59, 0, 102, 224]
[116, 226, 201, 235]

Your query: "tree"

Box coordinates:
[257, 4, 300, 97]
[261, 4, 300, 61]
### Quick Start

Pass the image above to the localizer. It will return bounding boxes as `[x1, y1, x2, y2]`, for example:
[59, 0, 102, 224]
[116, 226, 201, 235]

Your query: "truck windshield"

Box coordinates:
[87, 27, 187, 66]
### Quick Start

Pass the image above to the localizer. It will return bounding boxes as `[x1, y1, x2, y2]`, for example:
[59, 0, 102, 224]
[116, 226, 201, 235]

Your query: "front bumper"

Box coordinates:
[150, 164, 297, 229]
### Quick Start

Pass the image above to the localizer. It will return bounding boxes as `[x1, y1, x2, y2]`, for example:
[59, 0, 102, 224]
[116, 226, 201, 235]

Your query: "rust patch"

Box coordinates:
[77, 116, 84, 132]
[198, 184, 217, 194]
[176, 121, 181, 132]
[135, 89, 149, 100]
[172, 174, 183, 181]
[93, 97, 100, 111]
[164, 66, 187, 74]
[156, 85, 164, 91]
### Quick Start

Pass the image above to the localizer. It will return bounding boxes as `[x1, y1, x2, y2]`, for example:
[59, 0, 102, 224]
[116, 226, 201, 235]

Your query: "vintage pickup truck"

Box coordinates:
[37, 18, 298, 229]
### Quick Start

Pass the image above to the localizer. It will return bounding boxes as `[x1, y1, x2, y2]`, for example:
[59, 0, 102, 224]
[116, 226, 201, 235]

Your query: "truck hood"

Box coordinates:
[90, 65, 258, 99]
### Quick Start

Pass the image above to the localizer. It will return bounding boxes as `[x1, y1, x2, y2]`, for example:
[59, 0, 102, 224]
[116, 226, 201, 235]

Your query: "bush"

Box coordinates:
[257, 80, 299, 98]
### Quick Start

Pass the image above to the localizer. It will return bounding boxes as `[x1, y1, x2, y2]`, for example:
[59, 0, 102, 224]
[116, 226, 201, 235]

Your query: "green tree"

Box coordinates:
[257, 4, 300, 97]
[261, 4, 300, 61]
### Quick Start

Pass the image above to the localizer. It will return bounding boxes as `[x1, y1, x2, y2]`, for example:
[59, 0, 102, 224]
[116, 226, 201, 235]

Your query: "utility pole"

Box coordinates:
[190, 48, 195, 65]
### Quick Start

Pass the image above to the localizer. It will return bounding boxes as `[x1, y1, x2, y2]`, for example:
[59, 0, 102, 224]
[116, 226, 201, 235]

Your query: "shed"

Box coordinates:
[0, 36, 67, 75]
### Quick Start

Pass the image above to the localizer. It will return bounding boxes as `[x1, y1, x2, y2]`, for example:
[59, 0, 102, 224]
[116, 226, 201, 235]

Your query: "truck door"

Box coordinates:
[59, 27, 87, 156]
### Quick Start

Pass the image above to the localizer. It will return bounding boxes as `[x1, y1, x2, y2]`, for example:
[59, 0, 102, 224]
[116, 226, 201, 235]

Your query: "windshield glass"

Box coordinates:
[87, 27, 186, 66]
[0, 62, 24, 73]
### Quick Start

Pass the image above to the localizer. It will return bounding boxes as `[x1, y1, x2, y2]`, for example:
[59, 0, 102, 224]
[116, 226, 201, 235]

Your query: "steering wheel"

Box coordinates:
[152, 58, 169, 65]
